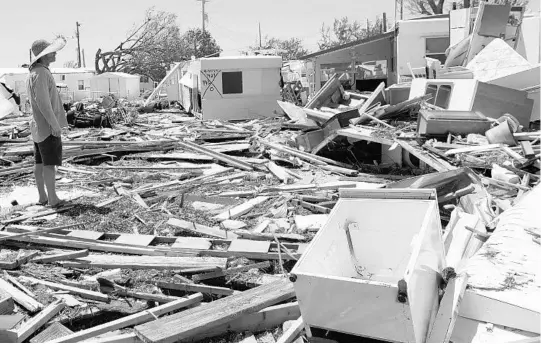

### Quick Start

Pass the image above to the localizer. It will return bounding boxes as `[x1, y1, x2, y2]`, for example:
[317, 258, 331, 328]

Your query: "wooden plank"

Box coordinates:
[444, 144, 503, 156]
[0, 278, 43, 313]
[267, 162, 294, 183]
[0, 251, 39, 270]
[93, 165, 209, 171]
[0, 313, 24, 331]
[189, 302, 301, 342]
[67, 230, 104, 240]
[0, 297, 14, 315]
[58, 254, 227, 271]
[22, 277, 109, 302]
[0, 206, 73, 225]
[93, 333, 141, 343]
[192, 261, 271, 282]
[134, 278, 295, 343]
[54, 294, 203, 343]
[172, 237, 212, 250]
[16, 299, 65, 343]
[0, 223, 84, 242]
[114, 234, 155, 247]
[167, 218, 237, 240]
[3, 271, 37, 298]
[397, 139, 455, 172]
[305, 74, 340, 110]
[213, 197, 269, 221]
[158, 281, 234, 296]
[277, 317, 304, 343]
[427, 275, 468, 343]
[234, 230, 306, 242]
[0, 232, 185, 257]
[228, 239, 271, 253]
[29, 322, 73, 343]
[350, 82, 386, 125]
[176, 140, 254, 171]
[31, 249, 89, 264]
[258, 139, 353, 169]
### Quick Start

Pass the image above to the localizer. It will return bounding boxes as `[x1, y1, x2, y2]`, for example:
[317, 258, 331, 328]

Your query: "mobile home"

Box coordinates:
[177, 56, 282, 120]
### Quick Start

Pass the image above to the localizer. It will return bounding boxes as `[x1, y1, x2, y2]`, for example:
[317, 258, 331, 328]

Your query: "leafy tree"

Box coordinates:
[249, 36, 309, 60]
[177, 28, 222, 60]
[94, 8, 183, 81]
[318, 16, 385, 50]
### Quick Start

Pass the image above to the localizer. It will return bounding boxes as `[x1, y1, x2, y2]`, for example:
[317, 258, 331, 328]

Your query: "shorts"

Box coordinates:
[34, 135, 62, 166]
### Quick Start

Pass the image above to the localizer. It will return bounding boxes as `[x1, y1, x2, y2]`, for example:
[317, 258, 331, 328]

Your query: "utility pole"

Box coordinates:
[259, 22, 262, 49]
[76, 22, 82, 68]
[82, 49, 86, 68]
[400, 0, 404, 20]
[383, 12, 387, 32]
[196, 0, 208, 33]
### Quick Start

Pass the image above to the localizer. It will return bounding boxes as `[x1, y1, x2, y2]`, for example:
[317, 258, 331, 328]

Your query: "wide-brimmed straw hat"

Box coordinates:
[30, 36, 67, 66]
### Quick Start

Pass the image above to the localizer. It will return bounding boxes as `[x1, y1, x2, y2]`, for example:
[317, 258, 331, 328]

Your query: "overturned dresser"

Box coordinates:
[290, 189, 445, 342]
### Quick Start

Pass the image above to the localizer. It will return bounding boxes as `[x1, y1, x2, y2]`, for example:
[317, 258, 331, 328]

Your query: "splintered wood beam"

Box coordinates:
[176, 140, 254, 171]
[277, 316, 305, 343]
[58, 254, 227, 271]
[192, 261, 271, 282]
[213, 197, 269, 221]
[54, 294, 203, 343]
[0, 277, 43, 313]
[186, 302, 301, 342]
[167, 218, 236, 240]
[134, 278, 295, 343]
[158, 281, 234, 297]
[22, 277, 109, 302]
[31, 249, 89, 264]
[427, 275, 468, 343]
[16, 299, 65, 343]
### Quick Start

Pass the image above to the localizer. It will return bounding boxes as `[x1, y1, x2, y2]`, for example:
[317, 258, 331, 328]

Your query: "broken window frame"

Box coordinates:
[425, 37, 450, 64]
[424, 82, 453, 109]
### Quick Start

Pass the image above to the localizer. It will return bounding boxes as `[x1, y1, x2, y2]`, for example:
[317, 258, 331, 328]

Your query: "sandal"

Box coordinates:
[37, 200, 48, 206]
[49, 199, 74, 209]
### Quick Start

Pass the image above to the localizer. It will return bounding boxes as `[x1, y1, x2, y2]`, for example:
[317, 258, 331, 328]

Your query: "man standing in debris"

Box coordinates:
[27, 37, 70, 208]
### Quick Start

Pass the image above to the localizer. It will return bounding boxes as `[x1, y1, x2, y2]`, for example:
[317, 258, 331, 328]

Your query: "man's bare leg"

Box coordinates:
[34, 163, 48, 204]
[43, 165, 61, 206]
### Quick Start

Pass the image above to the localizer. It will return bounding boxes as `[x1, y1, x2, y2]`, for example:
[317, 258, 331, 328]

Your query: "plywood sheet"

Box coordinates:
[114, 234, 155, 246]
[463, 185, 541, 333]
[228, 240, 271, 254]
[30, 322, 73, 343]
[67, 230, 104, 240]
[172, 237, 212, 250]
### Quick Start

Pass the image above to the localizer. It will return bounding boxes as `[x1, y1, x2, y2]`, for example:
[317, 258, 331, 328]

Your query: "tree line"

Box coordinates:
[90, 0, 528, 81]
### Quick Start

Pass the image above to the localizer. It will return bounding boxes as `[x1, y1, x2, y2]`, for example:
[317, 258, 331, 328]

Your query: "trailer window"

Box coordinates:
[222, 71, 243, 94]
[425, 83, 452, 109]
[425, 37, 450, 64]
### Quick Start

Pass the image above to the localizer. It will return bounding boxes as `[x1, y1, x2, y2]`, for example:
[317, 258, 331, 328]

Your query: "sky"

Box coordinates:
[0, 0, 404, 68]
